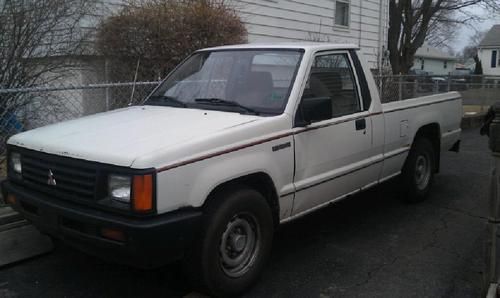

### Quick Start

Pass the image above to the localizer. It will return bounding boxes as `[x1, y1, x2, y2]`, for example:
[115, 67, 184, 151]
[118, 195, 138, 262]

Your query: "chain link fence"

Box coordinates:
[0, 74, 499, 178]
[0, 81, 159, 169]
[374, 74, 500, 105]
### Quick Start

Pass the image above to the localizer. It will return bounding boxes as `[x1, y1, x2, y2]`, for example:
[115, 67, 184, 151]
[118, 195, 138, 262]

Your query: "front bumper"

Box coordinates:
[2, 181, 202, 269]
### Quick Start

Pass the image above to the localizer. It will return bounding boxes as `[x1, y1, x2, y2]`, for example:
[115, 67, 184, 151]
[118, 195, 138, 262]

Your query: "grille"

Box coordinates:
[20, 151, 98, 201]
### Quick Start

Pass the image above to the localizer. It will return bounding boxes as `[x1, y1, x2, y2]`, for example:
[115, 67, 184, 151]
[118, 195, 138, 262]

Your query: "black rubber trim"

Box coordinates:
[349, 49, 372, 111]
[449, 140, 461, 152]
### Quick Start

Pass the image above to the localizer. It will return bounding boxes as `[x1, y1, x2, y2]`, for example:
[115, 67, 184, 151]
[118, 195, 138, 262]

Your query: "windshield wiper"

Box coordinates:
[194, 98, 260, 115]
[147, 95, 187, 108]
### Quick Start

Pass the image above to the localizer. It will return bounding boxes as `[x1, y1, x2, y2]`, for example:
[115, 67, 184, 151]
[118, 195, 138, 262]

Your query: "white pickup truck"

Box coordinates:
[3, 43, 461, 296]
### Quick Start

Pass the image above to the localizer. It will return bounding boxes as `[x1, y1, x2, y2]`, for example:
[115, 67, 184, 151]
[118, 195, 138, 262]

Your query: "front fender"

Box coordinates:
[154, 136, 295, 217]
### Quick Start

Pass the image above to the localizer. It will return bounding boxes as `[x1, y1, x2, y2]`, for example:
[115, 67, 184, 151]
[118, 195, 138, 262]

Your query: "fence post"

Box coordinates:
[104, 58, 110, 111]
[485, 103, 500, 296]
[398, 75, 403, 101]
[413, 79, 418, 97]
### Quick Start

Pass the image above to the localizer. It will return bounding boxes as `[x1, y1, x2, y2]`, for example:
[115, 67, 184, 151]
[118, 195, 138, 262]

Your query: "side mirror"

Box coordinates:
[294, 97, 332, 127]
[295, 103, 312, 127]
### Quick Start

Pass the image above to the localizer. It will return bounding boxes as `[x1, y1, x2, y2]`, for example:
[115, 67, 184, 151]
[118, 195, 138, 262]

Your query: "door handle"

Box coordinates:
[355, 118, 366, 131]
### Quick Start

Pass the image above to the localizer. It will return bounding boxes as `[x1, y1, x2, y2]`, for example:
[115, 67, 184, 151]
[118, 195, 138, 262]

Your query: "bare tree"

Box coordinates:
[459, 30, 487, 74]
[424, 10, 458, 50]
[387, 0, 498, 74]
[461, 30, 486, 60]
[0, 0, 96, 152]
[0, 0, 96, 89]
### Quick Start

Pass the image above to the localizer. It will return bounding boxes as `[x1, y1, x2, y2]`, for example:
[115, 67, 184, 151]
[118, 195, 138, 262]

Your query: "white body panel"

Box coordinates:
[8, 43, 462, 223]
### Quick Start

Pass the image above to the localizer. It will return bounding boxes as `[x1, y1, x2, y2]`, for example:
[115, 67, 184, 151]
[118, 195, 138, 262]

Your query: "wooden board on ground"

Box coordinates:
[0, 206, 53, 267]
[0, 206, 23, 225]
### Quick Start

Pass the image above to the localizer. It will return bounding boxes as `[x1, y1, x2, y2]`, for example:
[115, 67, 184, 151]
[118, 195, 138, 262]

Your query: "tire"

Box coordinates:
[184, 186, 274, 297]
[400, 137, 435, 203]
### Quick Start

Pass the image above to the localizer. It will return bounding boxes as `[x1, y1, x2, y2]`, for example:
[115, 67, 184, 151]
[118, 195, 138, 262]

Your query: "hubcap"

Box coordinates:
[219, 213, 260, 278]
[414, 154, 431, 190]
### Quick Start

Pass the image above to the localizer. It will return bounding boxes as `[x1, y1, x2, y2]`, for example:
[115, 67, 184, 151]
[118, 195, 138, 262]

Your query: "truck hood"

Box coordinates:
[8, 106, 261, 167]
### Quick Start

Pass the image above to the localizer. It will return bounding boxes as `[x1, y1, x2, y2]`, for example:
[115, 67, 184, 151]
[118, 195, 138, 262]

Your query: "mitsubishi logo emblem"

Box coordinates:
[47, 169, 57, 186]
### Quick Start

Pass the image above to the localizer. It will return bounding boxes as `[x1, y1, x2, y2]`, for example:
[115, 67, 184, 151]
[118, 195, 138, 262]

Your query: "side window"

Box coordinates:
[299, 53, 361, 122]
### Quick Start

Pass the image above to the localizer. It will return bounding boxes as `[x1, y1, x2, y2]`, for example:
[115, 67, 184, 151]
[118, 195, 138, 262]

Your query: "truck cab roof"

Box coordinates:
[199, 42, 360, 52]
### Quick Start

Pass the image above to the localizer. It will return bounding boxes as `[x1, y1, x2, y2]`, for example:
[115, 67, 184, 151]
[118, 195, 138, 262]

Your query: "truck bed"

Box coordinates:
[379, 91, 462, 178]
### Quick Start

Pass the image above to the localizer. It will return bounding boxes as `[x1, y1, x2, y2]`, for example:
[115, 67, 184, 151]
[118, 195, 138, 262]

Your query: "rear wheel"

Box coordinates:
[184, 186, 274, 297]
[400, 137, 435, 203]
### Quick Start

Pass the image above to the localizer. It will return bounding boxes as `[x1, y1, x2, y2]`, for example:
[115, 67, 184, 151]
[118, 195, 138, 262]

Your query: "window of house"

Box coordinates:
[335, 1, 349, 27]
[421, 59, 425, 70]
[444, 61, 447, 69]
[300, 53, 360, 122]
[492, 50, 497, 68]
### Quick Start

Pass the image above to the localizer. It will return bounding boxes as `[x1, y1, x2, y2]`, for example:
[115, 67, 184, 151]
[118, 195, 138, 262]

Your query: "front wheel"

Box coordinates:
[184, 186, 274, 297]
[400, 137, 435, 203]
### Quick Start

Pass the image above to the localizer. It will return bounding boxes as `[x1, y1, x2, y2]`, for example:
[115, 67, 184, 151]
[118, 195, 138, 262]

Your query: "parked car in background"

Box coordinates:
[430, 76, 449, 92]
[3, 43, 462, 297]
[450, 68, 473, 91]
[407, 69, 434, 92]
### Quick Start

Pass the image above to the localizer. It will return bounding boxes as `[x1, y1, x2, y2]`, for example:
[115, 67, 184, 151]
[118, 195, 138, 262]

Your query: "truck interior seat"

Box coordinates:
[235, 71, 274, 108]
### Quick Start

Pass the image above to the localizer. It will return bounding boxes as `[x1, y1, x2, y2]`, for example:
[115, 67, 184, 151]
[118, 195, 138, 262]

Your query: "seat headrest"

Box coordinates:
[244, 71, 273, 91]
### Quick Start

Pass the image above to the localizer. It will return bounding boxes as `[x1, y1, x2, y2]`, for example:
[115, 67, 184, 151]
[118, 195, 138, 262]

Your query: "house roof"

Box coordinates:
[479, 25, 500, 47]
[414, 45, 456, 60]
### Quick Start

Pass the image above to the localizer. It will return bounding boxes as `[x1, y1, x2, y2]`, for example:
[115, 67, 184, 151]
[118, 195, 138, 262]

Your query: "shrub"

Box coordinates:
[96, 0, 247, 82]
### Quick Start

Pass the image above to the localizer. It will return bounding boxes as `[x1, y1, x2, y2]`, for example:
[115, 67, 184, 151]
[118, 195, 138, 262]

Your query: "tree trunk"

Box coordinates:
[387, 0, 460, 75]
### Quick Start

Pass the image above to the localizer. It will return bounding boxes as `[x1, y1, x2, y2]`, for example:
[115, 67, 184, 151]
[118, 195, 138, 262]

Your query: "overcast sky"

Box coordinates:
[451, 6, 500, 51]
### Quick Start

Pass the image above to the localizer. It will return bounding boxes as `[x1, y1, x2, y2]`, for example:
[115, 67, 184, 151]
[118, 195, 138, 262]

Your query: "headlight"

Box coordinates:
[108, 174, 131, 203]
[10, 152, 22, 174]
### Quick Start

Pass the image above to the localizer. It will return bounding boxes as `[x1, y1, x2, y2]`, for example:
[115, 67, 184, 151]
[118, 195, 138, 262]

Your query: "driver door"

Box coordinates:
[292, 51, 378, 215]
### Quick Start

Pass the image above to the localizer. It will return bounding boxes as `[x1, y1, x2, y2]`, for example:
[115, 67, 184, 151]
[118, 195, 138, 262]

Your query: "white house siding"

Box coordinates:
[233, 0, 389, 69]
[89, 0, 389, 69]
[478, 48, 500, 76]
[413, 58, 456, 76]
[36, 0, 388, 123]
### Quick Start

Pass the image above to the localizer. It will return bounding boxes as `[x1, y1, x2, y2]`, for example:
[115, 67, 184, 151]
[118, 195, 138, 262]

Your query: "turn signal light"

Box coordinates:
[6, 194, 16, 205]
[133, 175, 153, 212]
[100, 227, 126, 242]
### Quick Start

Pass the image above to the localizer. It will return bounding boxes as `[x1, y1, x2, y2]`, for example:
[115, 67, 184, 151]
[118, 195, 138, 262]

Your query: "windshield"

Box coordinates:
[145, 49, 303, 115]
